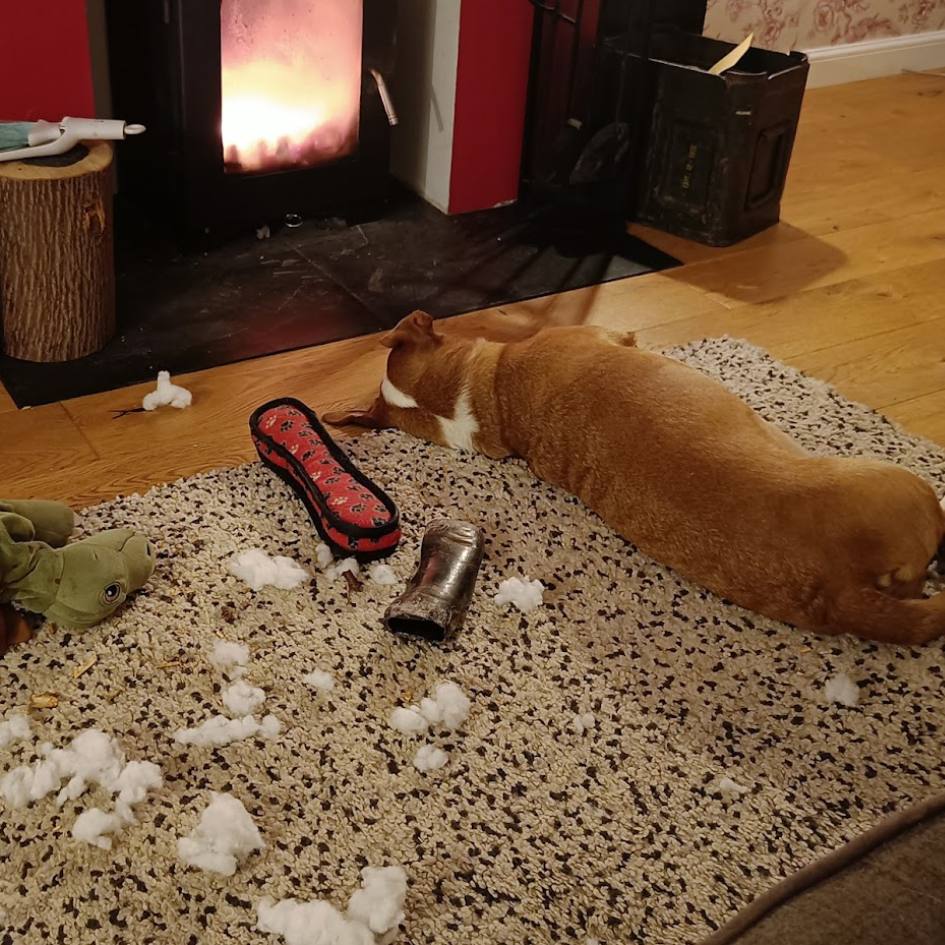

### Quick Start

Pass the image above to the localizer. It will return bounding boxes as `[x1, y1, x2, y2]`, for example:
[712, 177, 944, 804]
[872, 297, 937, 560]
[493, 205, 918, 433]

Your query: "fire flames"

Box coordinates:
[220, 0, 363, 174]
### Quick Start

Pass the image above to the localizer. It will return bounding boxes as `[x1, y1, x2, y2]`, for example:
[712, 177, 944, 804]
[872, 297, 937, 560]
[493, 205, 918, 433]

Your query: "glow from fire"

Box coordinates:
[220, 0, 362, 174]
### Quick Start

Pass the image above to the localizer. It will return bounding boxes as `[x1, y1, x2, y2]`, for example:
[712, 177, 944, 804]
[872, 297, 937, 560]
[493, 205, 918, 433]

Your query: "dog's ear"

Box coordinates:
[322, 397, 390, 430]
[383, 310, 441, 349]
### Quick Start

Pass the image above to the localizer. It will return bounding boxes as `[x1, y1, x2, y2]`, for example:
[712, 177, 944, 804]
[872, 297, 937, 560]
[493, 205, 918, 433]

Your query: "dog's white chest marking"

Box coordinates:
[437, 386, 479, 451]
[381, 374, 419, 409]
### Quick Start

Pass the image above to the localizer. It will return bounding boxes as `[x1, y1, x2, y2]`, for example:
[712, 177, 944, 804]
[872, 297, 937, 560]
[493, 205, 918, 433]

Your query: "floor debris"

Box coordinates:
[257, 864, 407, 945]
[72, 656, 98, 679]
[178, 792, 265, 876]
[494, 576, 545, 613]
[142, 370, 192, 411]
[302, 670, 335, 694]
[174, 714, 281, 748]
[825, 672, 859, 707]
[0, 714, 31, 749]
[413, 745, 449, 773]
[229, 549, 310, 592]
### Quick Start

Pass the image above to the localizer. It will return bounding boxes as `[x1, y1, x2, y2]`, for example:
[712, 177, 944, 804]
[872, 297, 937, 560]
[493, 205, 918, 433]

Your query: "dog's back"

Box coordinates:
[495, 327, 945, 642]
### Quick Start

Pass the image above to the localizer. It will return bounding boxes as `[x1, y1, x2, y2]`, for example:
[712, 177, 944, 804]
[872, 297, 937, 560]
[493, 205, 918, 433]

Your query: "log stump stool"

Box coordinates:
[0, 141, 116, 362]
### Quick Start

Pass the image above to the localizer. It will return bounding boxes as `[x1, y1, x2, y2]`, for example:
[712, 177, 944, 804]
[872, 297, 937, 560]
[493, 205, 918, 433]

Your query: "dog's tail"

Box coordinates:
[828, 586, 945, 645]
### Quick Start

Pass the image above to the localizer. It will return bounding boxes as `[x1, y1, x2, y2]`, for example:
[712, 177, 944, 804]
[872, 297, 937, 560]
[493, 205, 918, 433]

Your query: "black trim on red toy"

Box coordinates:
[250, 397, 400, 561]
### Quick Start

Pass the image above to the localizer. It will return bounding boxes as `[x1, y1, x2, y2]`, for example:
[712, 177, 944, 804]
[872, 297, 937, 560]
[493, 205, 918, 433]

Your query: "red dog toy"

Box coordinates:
[250, 398, 401, 560]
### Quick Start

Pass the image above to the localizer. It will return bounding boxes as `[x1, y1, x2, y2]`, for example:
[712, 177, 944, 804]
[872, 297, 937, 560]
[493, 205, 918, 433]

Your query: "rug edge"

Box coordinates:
[696, 789, 945, 945]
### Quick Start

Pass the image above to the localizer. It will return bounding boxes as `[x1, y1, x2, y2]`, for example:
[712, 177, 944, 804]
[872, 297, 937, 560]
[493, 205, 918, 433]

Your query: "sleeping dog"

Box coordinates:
[326, 311, 945, 645]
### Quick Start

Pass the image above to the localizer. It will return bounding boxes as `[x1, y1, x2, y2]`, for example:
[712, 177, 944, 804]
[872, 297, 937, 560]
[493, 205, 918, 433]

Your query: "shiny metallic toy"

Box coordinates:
[384, 520, 485, 642]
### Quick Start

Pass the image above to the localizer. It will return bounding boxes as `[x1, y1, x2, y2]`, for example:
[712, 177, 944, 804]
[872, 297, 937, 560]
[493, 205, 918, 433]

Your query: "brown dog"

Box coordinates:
[326, 312, 945, 644]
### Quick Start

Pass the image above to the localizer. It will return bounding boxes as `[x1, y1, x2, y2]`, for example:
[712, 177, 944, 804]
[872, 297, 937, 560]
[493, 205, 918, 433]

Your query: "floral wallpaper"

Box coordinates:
[704, 0, 945, 52]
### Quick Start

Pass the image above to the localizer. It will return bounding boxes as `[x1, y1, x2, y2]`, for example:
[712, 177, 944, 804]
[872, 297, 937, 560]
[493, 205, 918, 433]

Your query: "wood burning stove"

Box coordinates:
[106, 0, 398, 235]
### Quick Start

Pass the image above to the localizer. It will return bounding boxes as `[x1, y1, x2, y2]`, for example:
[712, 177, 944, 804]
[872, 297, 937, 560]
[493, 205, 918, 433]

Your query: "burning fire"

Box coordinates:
[220, 0, 363, 174]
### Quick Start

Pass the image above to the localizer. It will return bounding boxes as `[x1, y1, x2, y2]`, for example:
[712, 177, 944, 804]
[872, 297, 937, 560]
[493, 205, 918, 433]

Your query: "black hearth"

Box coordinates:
[106, 0, 398, 235]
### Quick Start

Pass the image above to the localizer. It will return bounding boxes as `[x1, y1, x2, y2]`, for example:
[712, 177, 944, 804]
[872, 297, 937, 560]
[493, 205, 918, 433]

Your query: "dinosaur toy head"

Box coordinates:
[1, 505, 156, 631]
[43, 529, 157, 628]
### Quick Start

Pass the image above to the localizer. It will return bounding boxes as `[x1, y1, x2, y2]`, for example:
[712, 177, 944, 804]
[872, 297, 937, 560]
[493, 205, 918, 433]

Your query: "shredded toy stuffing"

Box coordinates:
[142, 370, 192, 411]
[303, 670, 335, 694]
[825, 672, 859, 707]
[209, 639, 250, 679]
[346, 866, 408, 937]
[72, 807, 124, 850]
[315, 542, 335, 571]
[428, 682, 470, 731]
[571, 713, 596, 735]
[390, 681, 470, 738]
[257, 864, 408, 945]
[0, 714, 31, 749]
[389, 707, 429, 735]
[53, 729, 126, 806]
[718, 776, 750, 801]
[257, 898, 374, 945]
[368, 563, 399, 586]
[113, 760, 163, 820]
[494, 576, 545, 613]
[1, 729, 162, 852]
[174, 714, 281, 747]
[324, 557, 360, 581]
[229, 549, 310, 592]
[417, 698, 442, 725]
[178, 792, 265, 876]
[222, 680, 267, 717]
[413, 745, 449, 772]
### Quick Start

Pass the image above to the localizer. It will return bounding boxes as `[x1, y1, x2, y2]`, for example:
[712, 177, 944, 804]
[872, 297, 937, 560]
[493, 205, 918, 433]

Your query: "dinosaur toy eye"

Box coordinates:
[102, 583, 124, 605]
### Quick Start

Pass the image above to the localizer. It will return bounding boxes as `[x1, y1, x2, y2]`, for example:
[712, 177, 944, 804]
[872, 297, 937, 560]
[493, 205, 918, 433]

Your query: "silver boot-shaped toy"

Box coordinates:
[384, 520, 485, 642]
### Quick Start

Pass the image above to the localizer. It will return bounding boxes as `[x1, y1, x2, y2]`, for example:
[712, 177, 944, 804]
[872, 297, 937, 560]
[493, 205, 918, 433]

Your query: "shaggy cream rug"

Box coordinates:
[2, 339, 945, 945]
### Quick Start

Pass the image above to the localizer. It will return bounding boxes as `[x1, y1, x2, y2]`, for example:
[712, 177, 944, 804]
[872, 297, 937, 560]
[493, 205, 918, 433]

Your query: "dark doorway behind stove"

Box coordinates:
[107, 0, 398, 237]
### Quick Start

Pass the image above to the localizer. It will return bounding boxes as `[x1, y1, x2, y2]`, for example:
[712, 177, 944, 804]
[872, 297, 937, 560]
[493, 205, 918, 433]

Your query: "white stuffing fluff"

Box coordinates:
[113, 760, 163, 821]
[142, 370, 192, 411]
[257, 865, 408, 945]
[324, 557, 360, 582]
[257, 898, 374, 945]
[346, 866, 408, 936]
[0, 729, 161, 852]
[303, 670, 335, 694]
[0, 714, 31, 749]
[413, 745, 449, 772]
[178, 793, 265, 876]
[53, 729, 126, 806]
[229, 549, 309, 592]
[717, 776, 750, 801]
[390, 681, 471, 737]
[223, 680, 267, 717]
[209, 639, 250, 679]
[417, 697, 442, 725]
[825, 672, 859, 707]
[389, 707, 429, 736]
[571, 713, 596, 735]
[174, 714, 281, 747]
[428, 682, 470, 731]
[368, 563, 399, 586]
[315, 543, 335, 571]
[494, 576, 545, 613]
[72, 807, 124, 850]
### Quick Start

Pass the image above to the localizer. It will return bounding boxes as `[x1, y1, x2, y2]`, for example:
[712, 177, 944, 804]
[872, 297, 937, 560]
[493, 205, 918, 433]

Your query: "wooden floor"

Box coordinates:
[4, 71, 945, 508]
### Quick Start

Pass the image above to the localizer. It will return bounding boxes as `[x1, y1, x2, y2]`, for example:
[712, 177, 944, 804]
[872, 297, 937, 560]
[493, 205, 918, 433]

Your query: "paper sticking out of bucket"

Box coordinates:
[708, 33, 754, 75]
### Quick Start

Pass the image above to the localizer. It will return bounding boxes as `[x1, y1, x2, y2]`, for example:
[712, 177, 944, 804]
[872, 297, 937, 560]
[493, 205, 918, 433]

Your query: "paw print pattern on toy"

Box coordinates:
[263, 407, 389, 530]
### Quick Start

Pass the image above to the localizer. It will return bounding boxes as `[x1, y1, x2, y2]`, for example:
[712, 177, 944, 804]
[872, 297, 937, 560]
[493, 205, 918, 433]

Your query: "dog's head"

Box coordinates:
[324, 311, 486, 451]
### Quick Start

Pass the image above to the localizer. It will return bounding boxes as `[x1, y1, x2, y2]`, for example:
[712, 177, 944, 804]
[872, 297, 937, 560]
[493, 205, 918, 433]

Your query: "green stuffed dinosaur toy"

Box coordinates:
[0, 499, 156, 651]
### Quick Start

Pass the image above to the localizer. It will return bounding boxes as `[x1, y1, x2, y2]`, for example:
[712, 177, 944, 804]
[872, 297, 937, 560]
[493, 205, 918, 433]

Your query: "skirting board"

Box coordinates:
[805, 30, 945, 88]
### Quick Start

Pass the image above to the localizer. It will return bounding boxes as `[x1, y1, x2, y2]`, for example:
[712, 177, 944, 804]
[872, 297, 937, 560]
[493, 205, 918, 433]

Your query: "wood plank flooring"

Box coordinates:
[2, 71, 944, 507]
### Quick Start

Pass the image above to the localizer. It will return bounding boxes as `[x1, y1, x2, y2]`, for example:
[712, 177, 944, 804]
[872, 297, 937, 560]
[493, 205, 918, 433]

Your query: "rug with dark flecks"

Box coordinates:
[2, 338, 945, 945]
